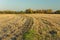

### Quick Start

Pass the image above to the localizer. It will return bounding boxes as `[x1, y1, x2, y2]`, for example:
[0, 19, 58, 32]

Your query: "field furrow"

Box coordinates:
[0, 14, 60, 40]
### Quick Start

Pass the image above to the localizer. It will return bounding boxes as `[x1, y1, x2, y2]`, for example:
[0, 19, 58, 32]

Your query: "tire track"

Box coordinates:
[22, 17, 34, 40]
[5, 16, 34, 40]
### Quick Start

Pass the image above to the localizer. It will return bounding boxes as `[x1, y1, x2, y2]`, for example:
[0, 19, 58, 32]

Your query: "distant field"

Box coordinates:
[0, 14, 60, 40]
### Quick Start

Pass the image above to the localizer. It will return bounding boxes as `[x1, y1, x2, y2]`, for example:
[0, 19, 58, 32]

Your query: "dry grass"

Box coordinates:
[0, 14, 60, 40]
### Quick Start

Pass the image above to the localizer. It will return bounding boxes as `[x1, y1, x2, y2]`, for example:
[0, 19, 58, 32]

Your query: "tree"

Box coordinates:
[46, 9, 53, 14]
[25, 8, 33, 13]
[54, 10, 60, 14]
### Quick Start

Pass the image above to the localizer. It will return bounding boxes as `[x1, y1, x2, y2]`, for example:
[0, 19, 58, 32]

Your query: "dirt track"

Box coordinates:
[0, 14, 60, 40]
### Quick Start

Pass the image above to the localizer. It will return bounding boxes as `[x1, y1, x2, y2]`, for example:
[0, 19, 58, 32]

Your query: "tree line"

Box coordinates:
[0, 9, 60, 14]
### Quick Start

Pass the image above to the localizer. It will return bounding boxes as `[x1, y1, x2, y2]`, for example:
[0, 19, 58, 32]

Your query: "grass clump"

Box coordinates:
[23, 29, 37, 40]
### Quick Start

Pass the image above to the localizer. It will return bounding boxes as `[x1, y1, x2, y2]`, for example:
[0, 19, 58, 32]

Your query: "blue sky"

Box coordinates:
[0, 0, 60, 11]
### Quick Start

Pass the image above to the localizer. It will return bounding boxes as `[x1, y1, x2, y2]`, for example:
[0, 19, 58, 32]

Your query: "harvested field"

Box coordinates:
[0, 14, 60, 40]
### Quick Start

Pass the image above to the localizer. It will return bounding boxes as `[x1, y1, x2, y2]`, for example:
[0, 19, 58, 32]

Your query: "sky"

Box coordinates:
[0, 0, 60, 11]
